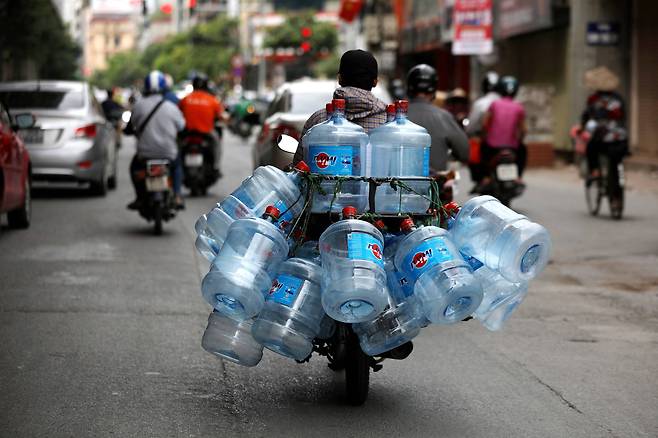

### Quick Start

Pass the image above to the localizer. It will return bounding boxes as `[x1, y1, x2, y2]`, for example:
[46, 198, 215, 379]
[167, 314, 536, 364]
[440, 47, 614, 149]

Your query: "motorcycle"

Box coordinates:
[179, 131, 219, 196]
[228, 98, 260, 139]
[132, 159, 177, 235]
[477, 147, 524, 207]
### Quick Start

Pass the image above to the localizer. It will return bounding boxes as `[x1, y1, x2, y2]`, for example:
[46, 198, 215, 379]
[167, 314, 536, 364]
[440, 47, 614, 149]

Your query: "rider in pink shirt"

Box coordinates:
[485, 97, 525, 148]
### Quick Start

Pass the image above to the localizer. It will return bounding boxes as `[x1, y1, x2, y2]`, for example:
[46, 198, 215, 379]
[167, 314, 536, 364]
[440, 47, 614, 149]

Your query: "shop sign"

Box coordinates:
[586, 22, 620, 46]
[452, 0, 493, 55]
[495, 0, 552, 39]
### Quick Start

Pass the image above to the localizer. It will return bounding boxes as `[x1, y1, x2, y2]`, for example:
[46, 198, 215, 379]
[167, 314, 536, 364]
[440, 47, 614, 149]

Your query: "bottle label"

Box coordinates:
[267, 273, 304, 308]
[423, 147, 430, 176]
[308, 145, 359, 176]
[402, 236, 454, 281]
[460, 251, 483, 271]
[347, 232, 384, 267]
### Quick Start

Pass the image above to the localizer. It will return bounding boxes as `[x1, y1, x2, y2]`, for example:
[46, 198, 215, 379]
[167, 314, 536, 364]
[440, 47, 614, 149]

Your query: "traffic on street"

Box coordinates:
[1, 1, 657, 437]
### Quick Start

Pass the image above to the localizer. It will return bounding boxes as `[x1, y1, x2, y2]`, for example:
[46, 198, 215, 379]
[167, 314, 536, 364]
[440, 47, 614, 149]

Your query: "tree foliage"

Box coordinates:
[92, 16, 239, 88]
[0, 0, 80, 80]
[264, 13, 338, 58]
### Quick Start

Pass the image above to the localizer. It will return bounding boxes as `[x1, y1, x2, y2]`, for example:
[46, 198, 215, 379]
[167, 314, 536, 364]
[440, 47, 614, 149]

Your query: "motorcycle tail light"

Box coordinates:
[75, 124, 97, 138]
[185, 135, 204, 145]
[148, 164, 166, 177]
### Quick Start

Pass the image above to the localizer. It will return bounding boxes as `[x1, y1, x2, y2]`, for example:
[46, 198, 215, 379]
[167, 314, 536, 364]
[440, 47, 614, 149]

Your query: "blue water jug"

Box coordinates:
[319, 206, 388, 323]
[201, 206, 289, 319]
[251, 258, 325, 361]
[301, 98, 369, 213]
[369, 100, 431, 214]
[201, 310, 263, 367]
[449, 195, 551, 283]
[394, 218, 483, 324]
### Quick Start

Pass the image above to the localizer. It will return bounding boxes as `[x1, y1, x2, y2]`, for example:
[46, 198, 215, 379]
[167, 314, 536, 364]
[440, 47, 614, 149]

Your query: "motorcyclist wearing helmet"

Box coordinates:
[126, 70, 186, 209]
[293, 49, 388, 165]
[178, 74, 224, 178]
[482, 75, 527, 181]
[465, 71, 500, 188]
[406, 64, 469, 172]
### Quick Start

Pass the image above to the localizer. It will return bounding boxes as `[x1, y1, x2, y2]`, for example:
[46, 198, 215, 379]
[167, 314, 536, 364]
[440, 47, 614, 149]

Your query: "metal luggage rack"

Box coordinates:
[281, 172, 455, 247]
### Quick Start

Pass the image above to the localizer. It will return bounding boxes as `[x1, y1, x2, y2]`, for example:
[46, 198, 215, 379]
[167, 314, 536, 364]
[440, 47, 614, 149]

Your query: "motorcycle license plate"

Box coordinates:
[185, 153, 203, 167]
[146, 176, 169, 192]
[496, 164, 518, 181]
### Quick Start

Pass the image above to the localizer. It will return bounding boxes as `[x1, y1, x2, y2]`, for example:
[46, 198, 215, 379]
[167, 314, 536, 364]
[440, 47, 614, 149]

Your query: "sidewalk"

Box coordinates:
[626, 153, 658, 172]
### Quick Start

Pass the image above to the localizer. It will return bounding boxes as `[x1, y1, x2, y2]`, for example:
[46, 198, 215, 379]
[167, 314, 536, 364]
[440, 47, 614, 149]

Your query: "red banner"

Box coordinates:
[452, 0, 493, 55]
[338, 0, 363, 23]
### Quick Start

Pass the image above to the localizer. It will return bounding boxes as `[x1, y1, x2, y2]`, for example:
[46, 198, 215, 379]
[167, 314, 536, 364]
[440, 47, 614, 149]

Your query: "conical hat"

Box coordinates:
[584, 66, 619, 91]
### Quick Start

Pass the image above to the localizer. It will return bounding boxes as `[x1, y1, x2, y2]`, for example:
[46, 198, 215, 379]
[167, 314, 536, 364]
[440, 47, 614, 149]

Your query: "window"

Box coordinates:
[0, 88, 85, 110]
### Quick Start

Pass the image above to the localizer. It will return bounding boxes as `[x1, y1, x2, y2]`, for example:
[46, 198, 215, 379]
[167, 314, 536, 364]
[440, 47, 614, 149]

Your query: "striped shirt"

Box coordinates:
[294, 86, 387, 163]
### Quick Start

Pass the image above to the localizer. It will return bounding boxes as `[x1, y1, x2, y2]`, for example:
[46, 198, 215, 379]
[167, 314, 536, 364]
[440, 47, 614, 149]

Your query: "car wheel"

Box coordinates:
[7, 175, 31, 229]
[90, 171, 108, 196]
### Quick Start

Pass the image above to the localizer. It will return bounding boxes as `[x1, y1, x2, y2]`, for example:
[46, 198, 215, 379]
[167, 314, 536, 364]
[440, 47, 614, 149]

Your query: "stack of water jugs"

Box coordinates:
[193, 99, 552, 367]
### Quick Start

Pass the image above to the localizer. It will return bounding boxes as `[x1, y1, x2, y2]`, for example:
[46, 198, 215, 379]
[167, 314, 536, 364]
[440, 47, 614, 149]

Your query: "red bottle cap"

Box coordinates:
[332, 98, 346, 109]
[386, 103, 396, 115]
[294, 160, 310, 173]
[397, 100, 409, 112]
[264, 205, 281, 219]
[373, 219, 386, 230]
[400, 217, 415, 232]
[342, 206, 357, 218]
[326, 102, 334, 113]
[443, 201, 460, 213]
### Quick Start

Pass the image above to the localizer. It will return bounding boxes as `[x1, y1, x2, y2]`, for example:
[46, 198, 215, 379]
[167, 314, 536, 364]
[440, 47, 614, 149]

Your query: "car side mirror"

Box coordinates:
[13, 113, 36, 130]
[276, 134, 299, 154]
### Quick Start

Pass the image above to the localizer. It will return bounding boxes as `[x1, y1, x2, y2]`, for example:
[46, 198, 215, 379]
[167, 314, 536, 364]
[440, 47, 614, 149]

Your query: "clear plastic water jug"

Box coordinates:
[201, 310, 263, 367]
[319, 206, 388, 323]
[464, 255, 528, 331]
[201, 206, 289, 319]
[353, 288, 422, 356]
[317, 314, 336, 339]
[369, 100, 431, 214]
[394, 218, 483, 324]
[449, 195, 551, 283]
[194, 214, 221, 261]
[251, 258, 325, 361]
[301, 99, 369, 213]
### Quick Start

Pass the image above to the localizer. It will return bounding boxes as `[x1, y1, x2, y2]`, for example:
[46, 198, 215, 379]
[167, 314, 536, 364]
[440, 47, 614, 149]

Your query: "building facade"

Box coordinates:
[83, 12, 138, 76]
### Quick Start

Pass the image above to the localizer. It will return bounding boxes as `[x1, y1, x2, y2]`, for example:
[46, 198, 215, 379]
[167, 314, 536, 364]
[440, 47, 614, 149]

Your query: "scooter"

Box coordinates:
[132, 159, 177, 235]
[478, 148, 524, 207]
[179, 131, 219, 196]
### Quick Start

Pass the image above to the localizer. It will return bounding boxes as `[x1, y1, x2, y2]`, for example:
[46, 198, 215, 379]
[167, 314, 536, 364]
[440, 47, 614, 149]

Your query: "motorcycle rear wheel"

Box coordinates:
[153, 205, 163, 235]
[345, 330, 369, 406]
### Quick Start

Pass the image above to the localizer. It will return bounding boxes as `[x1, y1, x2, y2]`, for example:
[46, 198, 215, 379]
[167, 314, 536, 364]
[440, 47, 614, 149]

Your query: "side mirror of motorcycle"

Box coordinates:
[276, 134, 299, 154]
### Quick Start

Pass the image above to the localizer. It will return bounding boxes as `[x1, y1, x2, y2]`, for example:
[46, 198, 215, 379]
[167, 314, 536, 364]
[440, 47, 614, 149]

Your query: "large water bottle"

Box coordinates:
[394, 218, 483, 324]
[449, 195, 551, 283]
[369, 100, 431, 214]
[201, 206, 289, 319]
[464, 255, 528, 331]
[201, 311, 263, 367]
[301, 98, 369, 213]
[194, 214, 221, 261]
[195, 161, 310, 252]
[353, 288, 422, 356]
[251, 258, 325, 361]
[319, 206, 388, 323]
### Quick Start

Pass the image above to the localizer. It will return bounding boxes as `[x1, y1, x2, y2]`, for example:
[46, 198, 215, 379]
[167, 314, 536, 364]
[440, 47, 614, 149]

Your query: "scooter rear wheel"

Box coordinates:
[345, 330, 369, 406]
[153, 205, 163, 235]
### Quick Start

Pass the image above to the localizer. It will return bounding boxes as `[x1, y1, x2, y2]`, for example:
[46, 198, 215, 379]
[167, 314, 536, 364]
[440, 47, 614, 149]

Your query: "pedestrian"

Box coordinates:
[406, 64, 470, 172]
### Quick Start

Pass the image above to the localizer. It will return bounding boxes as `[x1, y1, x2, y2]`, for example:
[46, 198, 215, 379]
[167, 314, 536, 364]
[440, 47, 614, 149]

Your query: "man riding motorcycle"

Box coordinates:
[178, 74, 224, 179]
[406, 64, 469, 173]
[466, 72, 500, 188]
[126, 70, 186, 210]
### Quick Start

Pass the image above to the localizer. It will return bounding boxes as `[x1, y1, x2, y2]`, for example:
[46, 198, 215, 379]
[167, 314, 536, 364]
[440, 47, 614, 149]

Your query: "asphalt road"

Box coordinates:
[1, 133, 657, 438]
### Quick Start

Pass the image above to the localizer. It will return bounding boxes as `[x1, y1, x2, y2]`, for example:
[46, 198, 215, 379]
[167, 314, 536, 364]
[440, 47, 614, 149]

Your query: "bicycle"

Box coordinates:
[585, 151, 625, 220]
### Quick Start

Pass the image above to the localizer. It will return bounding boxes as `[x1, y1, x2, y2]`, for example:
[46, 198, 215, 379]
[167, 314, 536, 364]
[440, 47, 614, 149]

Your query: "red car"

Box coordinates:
[0, 101, 33, 229]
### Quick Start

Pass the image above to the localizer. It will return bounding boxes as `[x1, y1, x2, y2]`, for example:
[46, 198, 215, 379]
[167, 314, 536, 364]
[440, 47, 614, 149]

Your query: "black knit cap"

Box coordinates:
[338, 49, 378, 91]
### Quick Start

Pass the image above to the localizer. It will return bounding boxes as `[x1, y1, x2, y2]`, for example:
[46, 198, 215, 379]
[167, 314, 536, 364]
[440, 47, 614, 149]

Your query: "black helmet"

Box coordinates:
[498, 76, 519, 97]
[407, 64, 438, 96]
[481, 71, 499, 94]
[192, 74, 209, 91]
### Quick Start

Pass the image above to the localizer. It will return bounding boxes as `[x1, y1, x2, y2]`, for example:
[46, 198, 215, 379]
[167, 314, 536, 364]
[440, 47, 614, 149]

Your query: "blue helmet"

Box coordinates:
[144, 70, 167, 94]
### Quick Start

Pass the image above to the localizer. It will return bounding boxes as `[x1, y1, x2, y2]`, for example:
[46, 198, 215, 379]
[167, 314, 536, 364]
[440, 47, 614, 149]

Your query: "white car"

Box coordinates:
[252, 78, 391, 168]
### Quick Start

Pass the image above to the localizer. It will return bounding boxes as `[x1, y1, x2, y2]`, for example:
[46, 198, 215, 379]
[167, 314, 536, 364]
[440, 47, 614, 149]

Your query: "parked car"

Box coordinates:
[0, 101, 33, 228]
[0, 80, 118, 195]
[252, 78, 392, 168]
